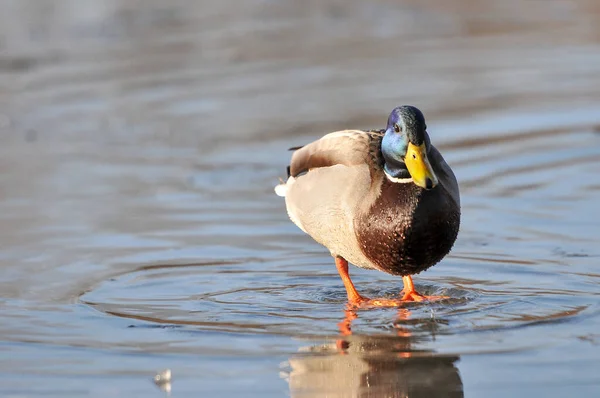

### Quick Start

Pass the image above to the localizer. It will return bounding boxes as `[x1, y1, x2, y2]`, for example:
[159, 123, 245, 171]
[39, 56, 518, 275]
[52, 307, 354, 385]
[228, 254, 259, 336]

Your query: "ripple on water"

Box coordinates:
[79, 248, 600, 356]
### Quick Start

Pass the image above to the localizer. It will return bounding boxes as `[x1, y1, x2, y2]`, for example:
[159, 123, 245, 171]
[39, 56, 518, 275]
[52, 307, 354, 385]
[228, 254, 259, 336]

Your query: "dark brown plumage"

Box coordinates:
[355, 170, 460, 276]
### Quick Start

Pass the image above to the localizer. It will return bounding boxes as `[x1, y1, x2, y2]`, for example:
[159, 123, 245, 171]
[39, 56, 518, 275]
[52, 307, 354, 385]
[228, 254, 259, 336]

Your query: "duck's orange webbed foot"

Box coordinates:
[355, 296, 440, 307]
[360, 297, 402, 307]
[400, 276, 448, 302]
[345, 294, 402, 308]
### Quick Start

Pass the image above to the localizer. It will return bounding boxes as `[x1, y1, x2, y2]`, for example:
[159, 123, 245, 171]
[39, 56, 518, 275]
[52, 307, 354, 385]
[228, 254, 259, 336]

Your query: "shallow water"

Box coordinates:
[1, 1, 600, 397]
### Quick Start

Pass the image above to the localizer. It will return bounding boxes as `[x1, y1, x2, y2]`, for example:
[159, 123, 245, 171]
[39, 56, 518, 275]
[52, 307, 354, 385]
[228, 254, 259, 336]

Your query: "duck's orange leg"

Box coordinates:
[335, 258, 446, 307]
[335, 257, 399, 307]
[335, 257, 368, 305]
[400, 275, 447, 302]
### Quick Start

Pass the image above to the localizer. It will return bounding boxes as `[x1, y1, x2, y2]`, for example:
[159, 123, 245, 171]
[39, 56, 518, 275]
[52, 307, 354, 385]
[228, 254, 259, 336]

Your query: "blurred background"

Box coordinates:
[1, 1, 599, 397]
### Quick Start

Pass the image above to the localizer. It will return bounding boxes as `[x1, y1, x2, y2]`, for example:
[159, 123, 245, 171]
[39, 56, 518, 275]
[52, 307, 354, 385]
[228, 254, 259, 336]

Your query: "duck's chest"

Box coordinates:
[354, 180, 460, 276]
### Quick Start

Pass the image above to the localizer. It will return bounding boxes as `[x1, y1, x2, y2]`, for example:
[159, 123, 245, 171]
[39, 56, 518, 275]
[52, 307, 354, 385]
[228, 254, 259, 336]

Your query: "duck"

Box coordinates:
[275, 105, 460, 306]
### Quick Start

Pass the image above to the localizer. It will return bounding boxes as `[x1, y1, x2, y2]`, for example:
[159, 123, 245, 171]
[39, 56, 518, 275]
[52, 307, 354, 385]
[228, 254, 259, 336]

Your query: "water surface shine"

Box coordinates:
[1, 1, 600, 397]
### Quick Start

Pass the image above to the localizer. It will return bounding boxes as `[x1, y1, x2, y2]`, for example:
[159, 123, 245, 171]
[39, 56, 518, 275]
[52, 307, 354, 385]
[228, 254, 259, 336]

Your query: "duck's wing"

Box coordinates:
[274, 129, 385, 270]
[288, 129, 384, 179]
[274, 129, 384, 197]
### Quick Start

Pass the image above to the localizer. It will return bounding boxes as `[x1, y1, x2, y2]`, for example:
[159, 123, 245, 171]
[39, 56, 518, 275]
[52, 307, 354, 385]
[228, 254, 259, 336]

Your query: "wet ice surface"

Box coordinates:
[1, 1, 600, 397]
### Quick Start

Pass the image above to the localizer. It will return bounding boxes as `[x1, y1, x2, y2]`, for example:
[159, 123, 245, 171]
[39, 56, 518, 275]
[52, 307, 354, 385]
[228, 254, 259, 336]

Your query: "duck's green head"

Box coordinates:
[381, 105, 438, 190]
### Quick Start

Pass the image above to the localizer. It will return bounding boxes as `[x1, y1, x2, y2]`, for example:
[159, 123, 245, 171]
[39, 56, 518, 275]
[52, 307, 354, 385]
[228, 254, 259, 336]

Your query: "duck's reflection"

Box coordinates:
[284, 308, 463, 398]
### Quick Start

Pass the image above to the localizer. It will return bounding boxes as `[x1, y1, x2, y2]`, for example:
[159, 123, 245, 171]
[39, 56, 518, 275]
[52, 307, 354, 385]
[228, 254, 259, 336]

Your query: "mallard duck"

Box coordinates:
[275, 105, 460, 306]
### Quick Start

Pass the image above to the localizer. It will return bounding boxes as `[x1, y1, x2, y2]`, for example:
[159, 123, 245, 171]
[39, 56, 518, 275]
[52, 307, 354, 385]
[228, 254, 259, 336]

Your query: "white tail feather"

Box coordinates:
[274, 184, 287, 197]
[274, 176, 296, 197]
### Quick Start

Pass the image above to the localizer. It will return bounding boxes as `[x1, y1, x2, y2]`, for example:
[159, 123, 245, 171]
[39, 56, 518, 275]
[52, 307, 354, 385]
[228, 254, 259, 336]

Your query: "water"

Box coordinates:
[1, 1, 600, 396]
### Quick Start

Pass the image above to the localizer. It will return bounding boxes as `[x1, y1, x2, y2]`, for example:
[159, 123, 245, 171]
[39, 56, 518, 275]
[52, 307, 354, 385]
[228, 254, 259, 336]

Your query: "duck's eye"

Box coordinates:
[393, 124, 401, 133]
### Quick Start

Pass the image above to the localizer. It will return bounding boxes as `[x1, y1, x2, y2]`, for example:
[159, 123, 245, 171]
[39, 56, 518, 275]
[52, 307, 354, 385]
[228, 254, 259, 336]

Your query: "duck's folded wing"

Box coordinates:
[288, 130, 384, 177]
[276, 130, 384, 269]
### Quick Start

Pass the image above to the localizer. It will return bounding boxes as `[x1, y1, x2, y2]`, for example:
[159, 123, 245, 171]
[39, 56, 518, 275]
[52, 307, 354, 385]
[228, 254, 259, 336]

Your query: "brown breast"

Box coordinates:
[354, 178, 460, 276]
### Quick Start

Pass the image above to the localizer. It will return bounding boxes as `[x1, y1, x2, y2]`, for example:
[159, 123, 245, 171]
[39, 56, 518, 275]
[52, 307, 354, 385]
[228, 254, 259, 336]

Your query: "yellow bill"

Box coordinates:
[405, 142, 438, 190]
